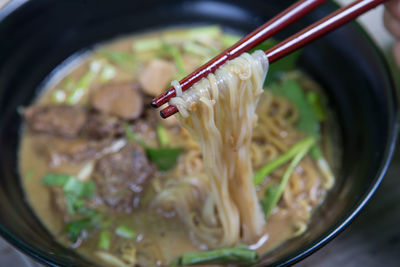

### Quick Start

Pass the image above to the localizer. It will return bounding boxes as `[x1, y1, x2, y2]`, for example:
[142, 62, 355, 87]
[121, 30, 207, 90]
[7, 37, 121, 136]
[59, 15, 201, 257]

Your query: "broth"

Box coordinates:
[19, 26, 339, 266]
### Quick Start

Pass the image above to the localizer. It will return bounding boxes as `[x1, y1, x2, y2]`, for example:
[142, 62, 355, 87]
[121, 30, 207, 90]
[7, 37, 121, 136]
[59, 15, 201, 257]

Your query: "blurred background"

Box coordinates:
[0, 0, 398, 266]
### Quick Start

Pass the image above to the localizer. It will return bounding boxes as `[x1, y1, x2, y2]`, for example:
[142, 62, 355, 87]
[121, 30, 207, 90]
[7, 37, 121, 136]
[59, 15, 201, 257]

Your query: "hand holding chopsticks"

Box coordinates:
[152, 0, 387, 119]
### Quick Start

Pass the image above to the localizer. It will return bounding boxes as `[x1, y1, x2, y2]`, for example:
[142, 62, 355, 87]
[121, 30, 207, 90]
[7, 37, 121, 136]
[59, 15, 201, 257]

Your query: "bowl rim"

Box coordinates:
[0, 1, 398, 266]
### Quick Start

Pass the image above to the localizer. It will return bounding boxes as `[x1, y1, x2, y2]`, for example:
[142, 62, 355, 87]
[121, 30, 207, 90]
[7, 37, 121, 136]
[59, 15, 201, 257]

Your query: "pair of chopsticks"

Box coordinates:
[152, 0, 387, 118]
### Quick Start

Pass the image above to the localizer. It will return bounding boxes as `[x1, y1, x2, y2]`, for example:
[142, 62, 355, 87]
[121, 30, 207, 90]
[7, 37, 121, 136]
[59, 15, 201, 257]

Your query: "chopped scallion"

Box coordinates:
[161, 43, 186, 79]
[98, 50, 136, 71]
[172, 245, 258, 266]
[63, 178, 95, 198]
[182, 41, 212, 58]
[132, 38, 163, 52]
[156, 124, 169, 147]
[52, 89, 66, 103]
[254, 137, 314, 185]
[66, 69, 98, 105]
[124, 123, 182, 171]
[124, 123, 148, 148]
[306, 91, 326, 122]
[270, 79, 319, 139]
[115, 225, 136, 239]
[41, 174, 95, 198]
[261, 137, 314, 219]
[98, 230, 112, 250]
[100, 65, 116, 82]
[146, 147, 182, 171]
[41, 174, 73, 186]
[162, 25, 221, 44]
[66, 218, 93, 242]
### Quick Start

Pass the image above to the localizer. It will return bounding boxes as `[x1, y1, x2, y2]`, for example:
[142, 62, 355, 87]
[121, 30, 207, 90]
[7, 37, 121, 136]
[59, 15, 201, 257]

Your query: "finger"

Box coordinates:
[384, 10, 400, 38]
[394, 41, 400, 68]
[385, 0, 400, 20]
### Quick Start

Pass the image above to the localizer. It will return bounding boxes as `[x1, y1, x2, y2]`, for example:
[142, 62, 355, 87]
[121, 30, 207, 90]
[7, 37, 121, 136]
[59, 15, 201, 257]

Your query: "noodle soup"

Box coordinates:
[19, 26, 339, 266]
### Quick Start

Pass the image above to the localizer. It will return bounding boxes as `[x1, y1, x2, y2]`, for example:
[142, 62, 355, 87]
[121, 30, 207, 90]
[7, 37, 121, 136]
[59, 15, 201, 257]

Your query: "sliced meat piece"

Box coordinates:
[92, 142, 155, 212]
[91, 82, 143, 120]
[34, 136, 123, 167]
[138, 59, 176, 96]
[24, 105, 87, 138]
[84, 111, 125, 139]
[84, 109, 157, 140]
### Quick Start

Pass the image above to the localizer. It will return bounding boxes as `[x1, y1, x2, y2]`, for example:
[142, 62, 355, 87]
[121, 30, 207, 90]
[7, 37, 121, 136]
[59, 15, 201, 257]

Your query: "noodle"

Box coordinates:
[169, 51, 269, 247]
[155, 50, 334, 249]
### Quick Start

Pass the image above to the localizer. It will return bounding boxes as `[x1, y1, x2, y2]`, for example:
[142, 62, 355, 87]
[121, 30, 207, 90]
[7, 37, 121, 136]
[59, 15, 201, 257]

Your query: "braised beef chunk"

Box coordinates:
[33, 136, 117, 167]
[24, 105, 87, 138]
[84, 111, 125, 139]
[138, 59, 176, 96]
[93, 143, 155, 212]
[91, 82, 143, 120]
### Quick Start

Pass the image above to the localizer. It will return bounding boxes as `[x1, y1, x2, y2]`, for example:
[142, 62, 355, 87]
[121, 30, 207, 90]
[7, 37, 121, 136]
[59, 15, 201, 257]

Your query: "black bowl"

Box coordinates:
[0, 0, 397, 266]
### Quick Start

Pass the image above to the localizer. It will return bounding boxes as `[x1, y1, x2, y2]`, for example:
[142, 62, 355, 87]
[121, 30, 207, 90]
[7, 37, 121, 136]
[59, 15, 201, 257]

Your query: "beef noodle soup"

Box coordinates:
[19, 26, 339, 266]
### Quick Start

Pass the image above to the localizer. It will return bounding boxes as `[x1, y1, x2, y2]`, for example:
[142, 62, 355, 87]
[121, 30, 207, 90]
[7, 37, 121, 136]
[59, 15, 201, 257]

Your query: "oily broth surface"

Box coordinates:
[19, 29, 338, 266]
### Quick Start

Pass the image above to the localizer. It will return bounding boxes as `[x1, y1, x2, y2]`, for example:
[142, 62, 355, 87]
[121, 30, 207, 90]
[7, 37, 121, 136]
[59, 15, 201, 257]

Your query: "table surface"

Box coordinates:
[0, 0, 399, 266]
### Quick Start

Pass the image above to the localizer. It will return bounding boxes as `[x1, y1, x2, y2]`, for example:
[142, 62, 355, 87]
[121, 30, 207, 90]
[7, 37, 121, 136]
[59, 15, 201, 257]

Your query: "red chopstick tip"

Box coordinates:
[150, 100, 158, 108]
[160, 110, 167, 119]
[160, 105, 178, 118]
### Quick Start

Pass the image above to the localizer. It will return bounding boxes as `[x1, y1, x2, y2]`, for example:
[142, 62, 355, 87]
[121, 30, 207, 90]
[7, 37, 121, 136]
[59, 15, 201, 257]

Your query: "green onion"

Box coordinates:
[51, 89, 66, 103]
[310, 146, 322, 160]
[66, 69, 97, 105]
[306, 91, 327, 122]
[41, 174, 73, 186]
[64, 77, 76, 91]
[270, 80, 334, 188]
[156, 124, 169, 146]
[270, 79, 319, 139]
[172, 245, 258, 266]
[261, 137, 314, 219]
[161, 43, 186, 79]
[63, 178, 85, 195]
[66, 218, 93, 242]
[115, 225, 136, 239]
[100, 65, 116, 82]
[124, 123, 182, 171]
[254, 137, 315, 185]
[42, 173, 102, 239]
[182, 41, 212, 58]
[52, 78, 75, 104]
[146, 147, 182, 171]
[65, 193, 80, 215]
[162, 25, 221, 44]
[98, 230, 112, 250]
[41, 174, 95, 198]
[124, 123, 148, 148]
[132, 38, 163, 52]
[98, 50, 136, 71]
[63, 178, 95, 198]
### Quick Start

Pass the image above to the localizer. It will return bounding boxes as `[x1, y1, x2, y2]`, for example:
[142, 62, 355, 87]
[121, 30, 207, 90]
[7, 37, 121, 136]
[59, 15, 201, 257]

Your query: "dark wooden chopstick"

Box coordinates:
[265, 0, 387, 62]
[151, 0, 327, 109]
[157, 0, 387, 118]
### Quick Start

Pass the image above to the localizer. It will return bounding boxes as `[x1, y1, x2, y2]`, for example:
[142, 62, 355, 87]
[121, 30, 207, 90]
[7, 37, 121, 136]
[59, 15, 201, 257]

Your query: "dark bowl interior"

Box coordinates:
[0, 0, 397, 266]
